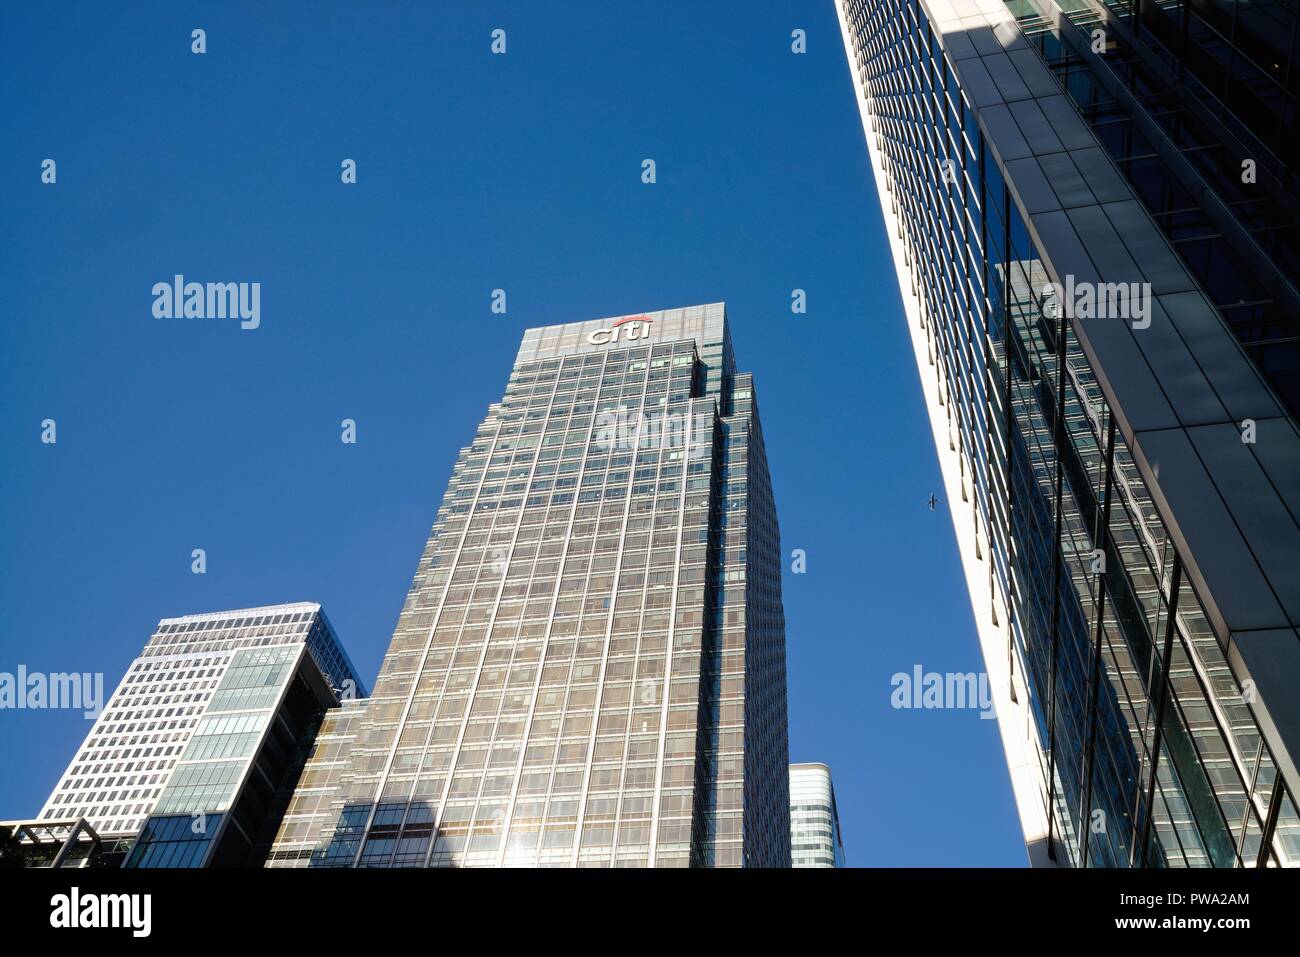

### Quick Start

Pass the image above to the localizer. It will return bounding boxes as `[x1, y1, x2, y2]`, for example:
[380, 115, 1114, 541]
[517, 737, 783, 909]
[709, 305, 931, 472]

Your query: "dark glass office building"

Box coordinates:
[271, 303, 791, 868]
[838, 0, 1300, 866]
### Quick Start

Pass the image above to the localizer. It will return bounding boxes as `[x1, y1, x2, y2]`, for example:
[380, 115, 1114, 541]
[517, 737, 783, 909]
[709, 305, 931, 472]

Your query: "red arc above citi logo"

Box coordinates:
[587, 315, 653, 345]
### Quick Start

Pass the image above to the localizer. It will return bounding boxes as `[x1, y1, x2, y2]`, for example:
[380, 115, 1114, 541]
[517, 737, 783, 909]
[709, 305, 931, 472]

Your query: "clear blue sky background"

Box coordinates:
[0, 1, 1023, 865]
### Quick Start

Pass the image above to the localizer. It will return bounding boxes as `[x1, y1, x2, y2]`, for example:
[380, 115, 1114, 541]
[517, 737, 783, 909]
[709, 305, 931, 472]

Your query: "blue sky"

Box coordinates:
[0, 1, 1023, 865]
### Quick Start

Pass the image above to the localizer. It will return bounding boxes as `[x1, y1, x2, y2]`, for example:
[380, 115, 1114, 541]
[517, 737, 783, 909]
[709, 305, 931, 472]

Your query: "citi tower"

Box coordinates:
[266, 302, 792, 868]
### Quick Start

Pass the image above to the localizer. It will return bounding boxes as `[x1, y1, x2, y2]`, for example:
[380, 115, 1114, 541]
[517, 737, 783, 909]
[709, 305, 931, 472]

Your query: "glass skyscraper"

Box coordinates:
[837, 0, 1300, 866]
[35, 602, 365, 867]
[789, 763, 847, 867]
[271, 302, 792, 868]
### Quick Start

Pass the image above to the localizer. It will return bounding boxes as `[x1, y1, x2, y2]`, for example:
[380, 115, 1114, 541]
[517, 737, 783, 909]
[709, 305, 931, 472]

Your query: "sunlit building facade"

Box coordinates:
[265, 698, 369, 867]
[272, 303, 791, 868]
[837, 0, 1300, 866]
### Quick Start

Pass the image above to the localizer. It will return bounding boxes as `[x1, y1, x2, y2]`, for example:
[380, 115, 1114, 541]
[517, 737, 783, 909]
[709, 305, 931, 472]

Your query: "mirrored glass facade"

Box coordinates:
[274, 303, 792, 868]
[838, 0, 1300, 866]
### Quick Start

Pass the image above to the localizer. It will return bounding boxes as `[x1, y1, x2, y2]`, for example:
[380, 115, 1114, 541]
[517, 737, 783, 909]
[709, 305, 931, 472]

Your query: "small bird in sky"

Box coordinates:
[927, 493, 939, 511]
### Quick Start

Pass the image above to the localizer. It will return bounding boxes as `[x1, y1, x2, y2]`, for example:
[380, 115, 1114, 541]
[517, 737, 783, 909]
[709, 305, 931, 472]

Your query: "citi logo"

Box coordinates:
[587, 315, 653, 345]
[50, 887, 152, 937]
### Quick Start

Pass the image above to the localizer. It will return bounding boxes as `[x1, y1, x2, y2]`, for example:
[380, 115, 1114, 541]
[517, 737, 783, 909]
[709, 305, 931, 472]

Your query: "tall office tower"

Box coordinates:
[837, 0, 1300, 867]
[278, 303, 791, 868]
[35, 603, 365, 867]
[789, 763, 847, 868]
